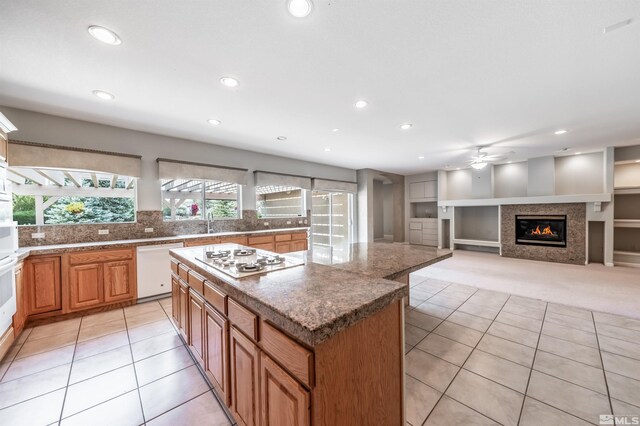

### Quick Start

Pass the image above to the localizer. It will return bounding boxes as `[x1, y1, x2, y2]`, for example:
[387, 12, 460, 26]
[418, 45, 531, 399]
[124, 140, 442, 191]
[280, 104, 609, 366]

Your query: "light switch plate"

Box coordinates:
[98, 229, 109, 235]
[145, 228, 154, 233]
[263, 222, 269, 226]
[286, 220, 291, 225]
[31, 232, 45, 239]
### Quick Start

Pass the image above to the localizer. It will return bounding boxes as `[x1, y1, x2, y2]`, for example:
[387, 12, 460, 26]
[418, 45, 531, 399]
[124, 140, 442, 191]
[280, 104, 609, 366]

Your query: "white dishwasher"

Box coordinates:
[136, 242, 184, 299]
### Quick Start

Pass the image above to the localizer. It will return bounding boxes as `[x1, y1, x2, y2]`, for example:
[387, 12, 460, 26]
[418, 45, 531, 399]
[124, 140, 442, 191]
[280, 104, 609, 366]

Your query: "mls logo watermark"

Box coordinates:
[600, 414, 640, 425]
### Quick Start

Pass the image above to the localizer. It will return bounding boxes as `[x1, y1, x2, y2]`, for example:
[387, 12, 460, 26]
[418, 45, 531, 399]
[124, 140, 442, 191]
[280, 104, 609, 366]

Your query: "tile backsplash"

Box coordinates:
[18, 210, 310, 247]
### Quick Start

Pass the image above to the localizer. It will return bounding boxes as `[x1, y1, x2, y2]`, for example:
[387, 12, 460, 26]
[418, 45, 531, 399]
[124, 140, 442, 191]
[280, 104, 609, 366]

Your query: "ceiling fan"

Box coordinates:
[467, 147, 508, 170]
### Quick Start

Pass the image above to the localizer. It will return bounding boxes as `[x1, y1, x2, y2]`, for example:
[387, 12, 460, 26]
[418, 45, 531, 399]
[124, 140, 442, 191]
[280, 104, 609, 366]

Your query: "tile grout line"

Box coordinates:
[515, 300, 548, 425]
[592, 311, 615, 416]
[0, 327, 32, 382]
[57, 315, 84, 424]
[122, 305, 149, 425]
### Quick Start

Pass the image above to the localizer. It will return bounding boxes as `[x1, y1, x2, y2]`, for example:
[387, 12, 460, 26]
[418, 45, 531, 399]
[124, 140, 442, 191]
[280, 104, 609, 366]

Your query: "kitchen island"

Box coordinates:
[169, 242, 450, 426]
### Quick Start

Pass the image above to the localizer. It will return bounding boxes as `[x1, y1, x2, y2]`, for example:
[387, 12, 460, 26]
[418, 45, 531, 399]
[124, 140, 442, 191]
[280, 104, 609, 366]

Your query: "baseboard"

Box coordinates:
[605, 262, 615, 267]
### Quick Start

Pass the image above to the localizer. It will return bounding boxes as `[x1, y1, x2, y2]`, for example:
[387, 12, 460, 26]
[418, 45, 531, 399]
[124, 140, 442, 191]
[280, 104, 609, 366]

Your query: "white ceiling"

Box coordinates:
[1, 1, 639, 174]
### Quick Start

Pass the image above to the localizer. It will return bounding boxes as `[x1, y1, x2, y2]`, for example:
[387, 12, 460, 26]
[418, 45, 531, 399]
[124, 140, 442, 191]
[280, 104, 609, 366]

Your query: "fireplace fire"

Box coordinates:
[515, 215, 567, 247]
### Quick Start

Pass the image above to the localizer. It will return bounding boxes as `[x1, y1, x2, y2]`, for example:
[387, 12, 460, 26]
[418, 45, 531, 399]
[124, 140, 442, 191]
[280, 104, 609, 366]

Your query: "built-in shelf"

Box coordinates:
[439, 193, 611, 207]
[614, 187, 640, 195]
[614, 219, 640, 229]
[452, 238, 501, 248]
[613, 250, 640, 268]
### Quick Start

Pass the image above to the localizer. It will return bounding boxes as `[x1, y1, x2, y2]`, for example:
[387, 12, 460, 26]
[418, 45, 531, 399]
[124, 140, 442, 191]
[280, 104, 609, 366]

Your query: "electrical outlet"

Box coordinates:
[298, 220, 303, 224]
[98, 229, 109, 235]
[145, 228, 154, 233]
[303, 219, 308, 224]
[286, 220, 291, 225]
[263, 222, 269, 226]
[31, 232, 45, 239]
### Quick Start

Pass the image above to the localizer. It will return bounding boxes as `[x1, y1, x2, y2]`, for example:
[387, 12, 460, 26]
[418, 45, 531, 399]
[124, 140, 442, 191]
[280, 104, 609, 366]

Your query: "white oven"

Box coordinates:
[0, 255, 18, 332]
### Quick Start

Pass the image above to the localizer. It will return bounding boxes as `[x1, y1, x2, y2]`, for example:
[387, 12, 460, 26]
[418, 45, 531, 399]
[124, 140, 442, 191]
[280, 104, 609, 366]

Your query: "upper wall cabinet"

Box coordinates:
[409, 181, 437, 200]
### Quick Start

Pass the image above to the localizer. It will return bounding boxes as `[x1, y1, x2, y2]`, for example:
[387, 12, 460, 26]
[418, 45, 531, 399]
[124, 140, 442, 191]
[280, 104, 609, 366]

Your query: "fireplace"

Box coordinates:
[515, 215, 567, 247]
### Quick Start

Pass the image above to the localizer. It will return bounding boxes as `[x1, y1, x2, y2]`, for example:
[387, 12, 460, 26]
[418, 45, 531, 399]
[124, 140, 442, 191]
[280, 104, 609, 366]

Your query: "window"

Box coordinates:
[162, 179, 240, 221]
[256, 185, 305, 218]
[311, 191, 353, 246]
[10, 167, 136, 225]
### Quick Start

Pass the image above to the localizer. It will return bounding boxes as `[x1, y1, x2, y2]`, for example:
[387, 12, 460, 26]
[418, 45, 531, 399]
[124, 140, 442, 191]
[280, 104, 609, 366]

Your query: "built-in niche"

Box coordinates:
[410, 201, 438, 219]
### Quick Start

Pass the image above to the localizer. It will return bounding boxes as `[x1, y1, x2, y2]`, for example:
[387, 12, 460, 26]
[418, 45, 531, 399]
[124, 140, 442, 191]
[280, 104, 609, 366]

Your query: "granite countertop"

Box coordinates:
[170, 242, 451, 347]
[15, 227, 310, 259]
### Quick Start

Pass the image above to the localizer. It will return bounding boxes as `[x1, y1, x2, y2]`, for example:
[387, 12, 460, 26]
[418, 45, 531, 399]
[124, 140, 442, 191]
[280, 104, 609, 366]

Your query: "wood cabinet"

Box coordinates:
[178, 279, 189, 341]
[69, 263, 103, 311]
[230, 326, 261, 426]
[205, 304, 230, 405]
[103, 260, 135, 303]
[24, 256, 61, 315]
[184, 231, 307, 253]
[220, 236, 248, 245]
[275, 242, 291, 253]
[185, 237, 220, 247]
[12, 262, 25, 335]
[291, 240, 307, 252]
[171, 275, 180, 324]
[189, 289, 205, 366]
[260, 353, 310, 426]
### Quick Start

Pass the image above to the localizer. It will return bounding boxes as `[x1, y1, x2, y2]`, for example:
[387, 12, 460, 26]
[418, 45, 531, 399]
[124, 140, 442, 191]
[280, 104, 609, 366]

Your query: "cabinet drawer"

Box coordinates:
[178, 264, 190, 282]
[422, 221, 438, 230]
[260, 320, 313, 387]
[188, 270, 205, 294]
[248, 235, 273, 245]
[252, 243, 274, 251]
[170, 259, 179, 275]
[409, 222, 422, 230]
[69, 249, 133, 265]
[204, 281, 227, 315]
[185, 238, 220, 247]
[291, 232, 307, 241]
[228, 299, 258, 340]
[219, 236, 248, 245]
[422, 229, 438, 237]
[274, 234, 292, 242]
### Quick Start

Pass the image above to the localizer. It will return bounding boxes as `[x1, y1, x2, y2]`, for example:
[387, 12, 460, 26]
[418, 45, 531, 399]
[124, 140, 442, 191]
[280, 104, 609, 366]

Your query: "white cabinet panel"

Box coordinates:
[410, 230, 423, 245]
[409, 182, 426, 199]
[409, 222, 423, 230]
[424, 181, 437, 198]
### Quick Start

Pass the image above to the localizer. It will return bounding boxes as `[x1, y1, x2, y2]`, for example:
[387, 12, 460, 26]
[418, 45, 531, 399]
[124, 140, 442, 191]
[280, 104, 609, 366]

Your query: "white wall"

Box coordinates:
[373, 180, 384, 239]
[382, 182, 393, 236]
[2, 106, 356, 211]
[471, 166, 492, 198]
[446, 170, 472, 200]
[494, 162, 528, 198]
[555, 152, 604, 195]
[527, 156, 555, 196]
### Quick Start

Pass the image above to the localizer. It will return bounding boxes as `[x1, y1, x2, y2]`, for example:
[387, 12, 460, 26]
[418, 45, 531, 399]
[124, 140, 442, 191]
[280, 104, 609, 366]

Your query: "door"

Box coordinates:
[311, 191, 353, 247]
[275, 242, 291, 253]
[69, 263, 103, 311]
[205, 304, 229, 405]
[230, 326, 260, 426]
[171, 276, 180, 324]
[409, 230, 423, 245]
[588, 221, 605, 264]
[189, 290, 205, 366]
[103, 260, 135, 303]
[178, 280, 189, 341]
[25, 256, 61, 315]
[260, 353, 310, 426]
[409, 182, 426, 199]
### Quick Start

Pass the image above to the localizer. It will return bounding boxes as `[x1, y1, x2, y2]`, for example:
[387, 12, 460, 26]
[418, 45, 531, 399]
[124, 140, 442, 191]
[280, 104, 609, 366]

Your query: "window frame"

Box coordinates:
[255, 186, 307, 219]
[161, 178, 242, 221]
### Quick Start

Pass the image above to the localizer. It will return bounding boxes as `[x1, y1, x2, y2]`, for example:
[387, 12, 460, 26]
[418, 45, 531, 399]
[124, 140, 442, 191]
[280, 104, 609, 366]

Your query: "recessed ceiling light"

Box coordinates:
[287, 0, 313, 18]
[277, 136, 287, 141]
[508, 161, 513, 164]
[354, 100, 368, 109]
[456, 167, 461, 170]
[557, 147, 571, 152]
[554, 129, 568, 135]
[92, 90, 115, 100]
[220, 77, 239, 88]
[603, 18, 633, 34]
[635, 160, 640, 163]
[87, 25, 121, 45]
[575, 152, 582, 155]
[207, 119, 221, 126]
[332, 128, 340, 132]
[400, 123, 413, 130]
[324, 147, 331, 152]
[418, 156, 424, 160]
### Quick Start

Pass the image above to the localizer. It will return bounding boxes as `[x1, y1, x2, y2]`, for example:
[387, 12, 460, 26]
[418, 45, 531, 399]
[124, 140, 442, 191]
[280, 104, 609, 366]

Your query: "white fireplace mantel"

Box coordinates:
[438, 193, 611, 207]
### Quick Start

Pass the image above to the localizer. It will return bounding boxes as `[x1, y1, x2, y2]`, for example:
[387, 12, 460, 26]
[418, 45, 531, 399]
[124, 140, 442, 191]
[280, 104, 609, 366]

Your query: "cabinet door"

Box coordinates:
[103, 260, 135, 303]
[205, 304, 229, 405]
[171, 276, 180, 324]
[275, 242, 291, 254]
[25, 257, 61, 315]
[291, 240, 307, 252]
[424, 180, 437, 198]
[178, 280, 189, 341]
[409, 230, 423, 245]
[252, 242, 274, 251]
[188, 290, 205, 366]
[230, 326, 260, 426]
[261, 353, 310, 426]
[12, 263, 25, 335]
[69, 263, 104, 311]
[409, 182, 426, 199]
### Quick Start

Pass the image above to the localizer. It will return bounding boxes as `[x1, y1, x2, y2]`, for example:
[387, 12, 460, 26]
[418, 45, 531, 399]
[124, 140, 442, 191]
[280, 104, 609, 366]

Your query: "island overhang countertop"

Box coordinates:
[170, 242, 451, 347]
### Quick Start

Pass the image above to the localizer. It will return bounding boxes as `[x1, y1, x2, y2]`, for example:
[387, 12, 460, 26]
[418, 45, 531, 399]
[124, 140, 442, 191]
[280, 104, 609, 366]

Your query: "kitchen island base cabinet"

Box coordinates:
[188, 289, 205, 366]
[261, 353, 310, 426]
[205, 304, 230, 405]
[25, 256, 62, 315]
[178, 280, 189, 341]
[230, 326, 260, 426]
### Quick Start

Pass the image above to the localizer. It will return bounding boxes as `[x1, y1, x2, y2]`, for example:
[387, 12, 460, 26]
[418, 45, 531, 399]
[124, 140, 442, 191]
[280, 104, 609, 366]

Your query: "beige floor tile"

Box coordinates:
[2, 344, 75, 382]
[606, 371, 640, 408]
[533, 351, 607, 395]
[60, 389, 143, 426]
[405, 375, 442, 426]
[500, 301, 546, 321]
[464, 350, 530, 393]
[611, 398, 640, 417]
[77, 318, 127, 343]
[62, 365, 138, 418]
[476, 334, 536, 368]
[438, 288, 475, 301]
[409, 274, 428, 287]
[27, 318, 82, 341]
[425, 395, 499, 426]
[0, 363, 71, 410]
[146, 391, 231, 426]
[447, 311, 491, 332]
[593, 311, 640, 332]
[405, 344, 413, 355]
[456, 302, 501, 320]
[139, 365, 210, 420]
[406, 349, 460, 392]
[16, 330, 77, 359]
[495, 311, 543, 333]
[464, 295, 506, 310]
[526, 370, 611, 424]
[416, 333, 473, 366]
[14, 327, 32, 346]
[412, 279, 450, 293]
[598, 335, 640, 361]
[596, 323, 640, 344]
[547, 303, 593, 321]
[128, 319, 175, 343]
[126, 309, 169, 329]
[410, 288, 437, 306]
[446, 369, 524, 426]
[507, 295, 547, 310]
[473, 289, 509, 302]
[406, 310, 442, 331]
[545, 311, 596, 333]
[487, 322, 539, 348]
[405, 324, 429, 346]
[0, 362, 9, 381]
[427, 295, 466, 310]
[69, 345, 133, 384]
[0, 388, 65, 425]
[602, 352, 640, 381]
[519, 397, 592, 426]
[124, 301, 164, 317]
[135, 345, 194, 386]
[413, 301, 454, 319]
[131, 331, 183, 362]
[541, 322, 598, 348]
[80, 309, 124, 328]
[537, 334, 602, 368]
[433, 321, 483, 347]
[73, 330, 129, 361]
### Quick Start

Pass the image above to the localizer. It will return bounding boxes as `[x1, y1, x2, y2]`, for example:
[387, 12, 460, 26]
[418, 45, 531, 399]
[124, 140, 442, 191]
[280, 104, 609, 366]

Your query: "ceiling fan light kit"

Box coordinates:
[471, 161, 488, 170]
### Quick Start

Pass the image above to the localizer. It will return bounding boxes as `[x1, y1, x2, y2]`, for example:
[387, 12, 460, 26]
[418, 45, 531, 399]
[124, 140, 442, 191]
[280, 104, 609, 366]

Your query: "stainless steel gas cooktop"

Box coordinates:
[196, 246, 304, 278]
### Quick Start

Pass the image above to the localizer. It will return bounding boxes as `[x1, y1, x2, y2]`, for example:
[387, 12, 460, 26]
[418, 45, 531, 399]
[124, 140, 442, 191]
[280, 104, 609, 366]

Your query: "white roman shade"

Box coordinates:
[157, 158, 248, 184]
[312, 178, 358, 193]
[9, 140, 142, 177]
[254, 171, 312, 190]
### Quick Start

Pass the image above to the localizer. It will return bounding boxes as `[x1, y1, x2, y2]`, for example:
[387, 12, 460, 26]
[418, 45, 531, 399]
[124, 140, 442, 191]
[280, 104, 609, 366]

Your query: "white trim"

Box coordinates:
[438, 193, 611, 207]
